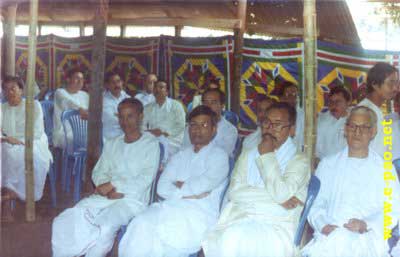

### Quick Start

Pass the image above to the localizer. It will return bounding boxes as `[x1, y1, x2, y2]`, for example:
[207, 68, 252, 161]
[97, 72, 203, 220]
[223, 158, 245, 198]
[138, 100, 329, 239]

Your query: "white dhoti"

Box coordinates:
[1, 136, 51, 201]
[52, 195, 143, 257]
[302, 228, 388, 257]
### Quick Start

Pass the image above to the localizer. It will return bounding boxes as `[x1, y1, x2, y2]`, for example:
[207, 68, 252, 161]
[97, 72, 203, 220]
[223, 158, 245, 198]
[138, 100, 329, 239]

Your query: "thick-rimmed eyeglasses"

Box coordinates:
[261, 119, 291, 131]
[345, 123, 372, 134]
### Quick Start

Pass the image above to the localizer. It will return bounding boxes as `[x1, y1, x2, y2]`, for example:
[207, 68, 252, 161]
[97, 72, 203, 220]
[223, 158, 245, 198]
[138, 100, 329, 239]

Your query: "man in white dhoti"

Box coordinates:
[316, 86, 352, 159]
[52, 98, 160, 257]
[183, 88, 238, 157]
[135, 73, 157, 106]
[280, 82, 304, 151]
[242, 94, 275, 151]
[119, 105, 229, 257]
[302, 106, 400, 257]
[1, 76, 52, 220]
[102, 73, 129, 141]
[143, 80, 186, 159]
[202, 102, 311, 257]
[358, 62, 399, 156]
[52, 68, 89, 149]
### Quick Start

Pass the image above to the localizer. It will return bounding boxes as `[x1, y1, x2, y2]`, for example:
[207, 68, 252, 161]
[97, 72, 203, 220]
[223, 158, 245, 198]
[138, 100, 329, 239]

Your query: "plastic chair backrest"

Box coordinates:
[149, 143, 165, 204]
[61, 109, 88, 153]
[44, 89, 55, 100]
[40, 100, 54, 145]
[294, 175, 321, 247]
[187, 102, 193, 113]
[223, 110, 239, 127]
[393, 159, 400, 178]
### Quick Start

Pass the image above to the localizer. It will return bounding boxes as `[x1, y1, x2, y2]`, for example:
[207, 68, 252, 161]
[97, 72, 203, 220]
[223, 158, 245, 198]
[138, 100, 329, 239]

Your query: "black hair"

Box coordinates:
[2, 75, 24, 90]
[266, 102, 297, 125]
[188, 105, 218, 126]
[118, 98, 143, 114]
[202, 88, 225, 104]
[329, 86, 352, 102]
[366, 62, 397, 94]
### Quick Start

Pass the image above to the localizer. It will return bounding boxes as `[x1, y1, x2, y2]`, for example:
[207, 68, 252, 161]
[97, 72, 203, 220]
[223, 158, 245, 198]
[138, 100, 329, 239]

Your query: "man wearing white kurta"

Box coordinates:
[119, 105, 229, 257]
[102, 73, 129, 141]
[280, 82, 304, 151]
[52, 98, 160, 257]
[242, 95, 275, 151]
[143, 80, 186, 159]
[357, 62, 399, 157]
[53, 69, 89, 149]
[316, 86, 352, 159]
[1, 76, 52, 202]
[203, 102, 310, 257]
[302, 106, 400, 257]
[183, 88, 238, 157]
[135, 73, 157, 106]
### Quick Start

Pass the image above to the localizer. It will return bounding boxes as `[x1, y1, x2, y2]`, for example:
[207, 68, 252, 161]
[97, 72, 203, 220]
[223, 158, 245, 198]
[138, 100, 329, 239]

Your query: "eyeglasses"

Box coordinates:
[202, 100, 220, 106]
[188, 121, 210, 129]
[261, 119, 291, 131]
[345, 123, 372, 134]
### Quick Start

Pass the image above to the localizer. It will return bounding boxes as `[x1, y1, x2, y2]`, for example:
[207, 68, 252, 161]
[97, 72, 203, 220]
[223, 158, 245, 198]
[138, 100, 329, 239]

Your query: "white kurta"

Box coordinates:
[102, 90, 129, 141]
[143, 98, 186, 158]
[242, 127, 262, 151]
[316, 111, 348, 159]
[52, 88, 89, 148]
[302, 148, 400, 257]
[203, 138, 310, 257]
[119, 143, 229, 257]
[135, 91, 155, 107]
[182, 117, 238, 157]
[52, 133, 160, 257]
[294, 106, 305, 152]
[1, 100, 52, 201]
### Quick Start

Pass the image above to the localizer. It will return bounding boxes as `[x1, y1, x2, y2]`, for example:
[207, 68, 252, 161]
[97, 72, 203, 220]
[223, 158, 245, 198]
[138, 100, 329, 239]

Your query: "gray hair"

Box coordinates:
[347, 106, 377, 128]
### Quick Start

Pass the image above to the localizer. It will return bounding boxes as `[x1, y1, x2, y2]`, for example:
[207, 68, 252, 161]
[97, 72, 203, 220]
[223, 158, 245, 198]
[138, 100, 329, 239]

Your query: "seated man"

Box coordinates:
[191, 80, 220, 110]
[183, 88, 238, 157]
[143, 80, 186, 159]
[102, 72, 129, 141]
[119, 105, 229, 257]
[1, 76, 52, 219]
[280, 81, 304, 151]
[316, 86, 352, 159]
[52, 98, 160, 257]
[202, 102, 310, 257]
[135, 73, 157, 106]
[302, 106, 400, 257]
[53, 68, 89, 149]
[242, 94, 275, 151]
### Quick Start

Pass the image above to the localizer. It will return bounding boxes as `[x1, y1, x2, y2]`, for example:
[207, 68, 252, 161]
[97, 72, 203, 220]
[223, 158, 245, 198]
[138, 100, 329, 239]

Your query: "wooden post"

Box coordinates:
[25, 0, 39, 222]
[232, 0, 247, 113]
[79, 23, 85, 37]
[4, 3, 17, 76]
[85, 0, 108, 192]
[303, 0, 317, 169]
[175, 25, 182, 37]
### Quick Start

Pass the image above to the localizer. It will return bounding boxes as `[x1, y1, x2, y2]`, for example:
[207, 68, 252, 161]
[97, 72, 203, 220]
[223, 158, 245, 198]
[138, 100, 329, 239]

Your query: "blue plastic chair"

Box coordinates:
[294, 175, 321, 247]
[187, 102, 194, 113]
[40, 100, 54, 146]
[61, 109, 88, 203]
[222, 110, 239, 127]
[44, 89, 55, 101]
[393, 158, 400, 178]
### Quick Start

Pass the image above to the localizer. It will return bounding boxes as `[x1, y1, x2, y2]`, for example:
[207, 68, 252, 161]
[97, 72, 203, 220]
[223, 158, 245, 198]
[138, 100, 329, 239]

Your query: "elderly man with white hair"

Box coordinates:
[302, 106, 400, 257]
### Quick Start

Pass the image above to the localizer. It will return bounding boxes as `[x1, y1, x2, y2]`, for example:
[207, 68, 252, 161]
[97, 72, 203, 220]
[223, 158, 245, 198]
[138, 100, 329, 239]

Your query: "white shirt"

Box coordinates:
[102, 90, 129, 140]
[53, 88, 89, 148]
[242, 127, 262, 151]
[143, 97, 186, 149]
[316, 111, 348, 159]
[294, 106, 304, 151]
[135, 91, 155, 107]
[182, 117, 238, 157]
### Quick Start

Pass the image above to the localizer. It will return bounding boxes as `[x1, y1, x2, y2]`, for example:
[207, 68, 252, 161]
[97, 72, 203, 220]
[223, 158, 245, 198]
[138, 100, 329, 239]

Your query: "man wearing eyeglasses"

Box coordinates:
[303, 106, 400, 257]
[182, 88, 238, 157]
[357, 62, 399, 157]
[203, 102, 310, 257]
[119, 105, 229, 257]
[316, 86, 352, 159]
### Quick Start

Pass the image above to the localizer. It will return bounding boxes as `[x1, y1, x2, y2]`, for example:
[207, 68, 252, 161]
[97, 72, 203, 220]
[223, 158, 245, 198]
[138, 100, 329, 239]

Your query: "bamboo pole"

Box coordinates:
[4, 3, 17, 76]
[232, 0, 247, 113]
[175, 25, 182, 37]
[25, 0, 39, 222]
[85, 0, 108, 192]
[303, 0, 317, 169]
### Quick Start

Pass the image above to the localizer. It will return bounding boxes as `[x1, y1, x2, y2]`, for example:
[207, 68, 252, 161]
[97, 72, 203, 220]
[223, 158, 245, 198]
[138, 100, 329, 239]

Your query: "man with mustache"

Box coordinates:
[202, 102, 310, 257]
[102, 73, 130, 141]
[316, 86, 352, 159]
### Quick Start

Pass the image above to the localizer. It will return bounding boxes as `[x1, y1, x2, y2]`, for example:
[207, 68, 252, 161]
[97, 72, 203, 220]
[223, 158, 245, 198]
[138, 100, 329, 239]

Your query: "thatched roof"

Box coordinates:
[1, 0, 361, 46]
